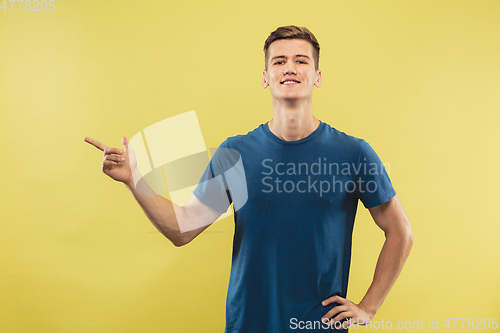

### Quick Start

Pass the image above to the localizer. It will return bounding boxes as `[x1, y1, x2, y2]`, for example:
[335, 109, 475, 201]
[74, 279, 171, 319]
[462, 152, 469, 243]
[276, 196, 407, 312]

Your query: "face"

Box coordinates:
[262, 39, 321, 102]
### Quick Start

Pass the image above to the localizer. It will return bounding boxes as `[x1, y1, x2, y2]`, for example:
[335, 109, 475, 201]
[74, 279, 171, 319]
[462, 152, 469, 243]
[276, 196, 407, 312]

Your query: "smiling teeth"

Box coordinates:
[283, 81, 299, 84]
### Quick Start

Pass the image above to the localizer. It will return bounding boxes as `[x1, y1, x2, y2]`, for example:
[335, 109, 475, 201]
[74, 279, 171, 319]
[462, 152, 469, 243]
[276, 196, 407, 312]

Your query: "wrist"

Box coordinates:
[358, 301, 378, 319]
[124, 178, 135, 192]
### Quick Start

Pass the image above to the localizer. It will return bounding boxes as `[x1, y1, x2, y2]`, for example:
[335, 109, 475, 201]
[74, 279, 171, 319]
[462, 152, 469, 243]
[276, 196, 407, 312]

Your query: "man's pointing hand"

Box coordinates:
[83, 136, 134, 186]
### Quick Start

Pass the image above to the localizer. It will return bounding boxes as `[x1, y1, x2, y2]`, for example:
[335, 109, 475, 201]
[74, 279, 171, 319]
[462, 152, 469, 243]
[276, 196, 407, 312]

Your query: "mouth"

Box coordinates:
[281, 80, 300, 85]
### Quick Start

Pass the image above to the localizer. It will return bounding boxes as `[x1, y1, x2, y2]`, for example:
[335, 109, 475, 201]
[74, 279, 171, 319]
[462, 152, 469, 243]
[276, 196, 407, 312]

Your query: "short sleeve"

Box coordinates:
[354, 139, 396, 209]
[192, 139, 251, 214]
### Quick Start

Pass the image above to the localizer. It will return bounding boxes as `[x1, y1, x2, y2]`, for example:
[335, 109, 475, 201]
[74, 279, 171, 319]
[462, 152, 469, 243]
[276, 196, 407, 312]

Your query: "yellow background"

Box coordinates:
[1, 0, 499, 331]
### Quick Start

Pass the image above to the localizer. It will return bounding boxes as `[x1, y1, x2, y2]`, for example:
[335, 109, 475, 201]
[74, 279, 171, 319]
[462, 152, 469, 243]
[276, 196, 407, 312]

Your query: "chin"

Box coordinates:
[282, 94, 305, 101]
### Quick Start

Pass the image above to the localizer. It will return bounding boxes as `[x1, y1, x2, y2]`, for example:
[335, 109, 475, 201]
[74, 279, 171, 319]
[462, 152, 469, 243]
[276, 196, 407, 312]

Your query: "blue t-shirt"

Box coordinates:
[193, 121, 396, 332]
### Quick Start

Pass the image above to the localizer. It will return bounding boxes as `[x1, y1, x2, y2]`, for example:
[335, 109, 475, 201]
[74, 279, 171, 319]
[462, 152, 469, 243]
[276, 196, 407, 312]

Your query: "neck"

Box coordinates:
[267, 98, 320, 141]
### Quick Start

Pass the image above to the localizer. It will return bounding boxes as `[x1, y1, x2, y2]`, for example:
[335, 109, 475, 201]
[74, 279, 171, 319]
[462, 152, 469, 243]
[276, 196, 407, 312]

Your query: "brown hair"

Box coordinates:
[263, 25, 320, 70]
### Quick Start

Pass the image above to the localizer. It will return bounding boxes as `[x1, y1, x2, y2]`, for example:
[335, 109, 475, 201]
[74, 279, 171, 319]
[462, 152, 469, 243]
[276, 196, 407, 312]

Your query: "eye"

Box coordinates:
[274, 61, 284, 65]
[297, 60, 307, 64]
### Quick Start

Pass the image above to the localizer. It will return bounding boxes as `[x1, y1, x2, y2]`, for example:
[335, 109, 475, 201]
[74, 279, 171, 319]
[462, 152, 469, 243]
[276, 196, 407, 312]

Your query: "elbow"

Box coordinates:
[170, 235, 191, 247]
[387, 224, 413, 254]
[398, 216, 414, 252]
[171, 240, 185, 247]
[404, 226, 414, 253]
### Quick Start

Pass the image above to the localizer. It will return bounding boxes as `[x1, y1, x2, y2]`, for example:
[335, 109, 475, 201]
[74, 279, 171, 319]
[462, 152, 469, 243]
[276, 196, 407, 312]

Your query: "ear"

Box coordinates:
[314, 70, 322, 88]
[262, 70, 269, 89]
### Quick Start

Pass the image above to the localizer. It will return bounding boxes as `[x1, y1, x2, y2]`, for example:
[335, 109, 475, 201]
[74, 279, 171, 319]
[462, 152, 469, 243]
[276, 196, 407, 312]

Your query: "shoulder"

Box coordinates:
[224, 123, 266, 148]
[321, 122, 386, 162]
[320, 121, 367, 150]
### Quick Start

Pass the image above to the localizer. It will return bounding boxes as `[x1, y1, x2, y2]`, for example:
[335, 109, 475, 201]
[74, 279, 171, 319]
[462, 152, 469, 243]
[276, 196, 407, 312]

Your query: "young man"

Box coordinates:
[85, 26, 413, 332]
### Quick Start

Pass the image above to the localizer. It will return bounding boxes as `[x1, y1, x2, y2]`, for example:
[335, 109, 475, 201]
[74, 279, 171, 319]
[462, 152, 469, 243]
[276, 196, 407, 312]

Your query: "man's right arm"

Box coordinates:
[84, 135, 222, 247]
[124, 181, 222, 247]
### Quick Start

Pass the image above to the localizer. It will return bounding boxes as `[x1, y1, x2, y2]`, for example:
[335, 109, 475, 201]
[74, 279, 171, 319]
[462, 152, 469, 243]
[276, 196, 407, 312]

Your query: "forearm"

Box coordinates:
[124, 180, 189, 246]
[359, 231, 413, 317]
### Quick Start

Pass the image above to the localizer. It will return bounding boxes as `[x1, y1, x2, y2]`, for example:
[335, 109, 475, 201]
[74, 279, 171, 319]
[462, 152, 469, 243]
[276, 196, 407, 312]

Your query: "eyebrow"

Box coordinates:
[270, 54, 311, 62]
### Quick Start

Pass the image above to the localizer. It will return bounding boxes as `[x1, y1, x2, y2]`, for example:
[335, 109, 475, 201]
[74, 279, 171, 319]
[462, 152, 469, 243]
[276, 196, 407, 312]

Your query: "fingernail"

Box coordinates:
[119, 150, 123, 154]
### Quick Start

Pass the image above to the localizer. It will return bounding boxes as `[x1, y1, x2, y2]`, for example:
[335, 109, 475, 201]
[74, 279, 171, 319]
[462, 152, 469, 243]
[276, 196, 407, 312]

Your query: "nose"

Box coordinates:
[283, 61, 297, 75]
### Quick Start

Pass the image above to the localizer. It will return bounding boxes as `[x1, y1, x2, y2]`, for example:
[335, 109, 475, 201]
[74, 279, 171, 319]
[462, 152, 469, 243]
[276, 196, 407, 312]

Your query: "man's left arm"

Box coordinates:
[321, 194, 413, 328]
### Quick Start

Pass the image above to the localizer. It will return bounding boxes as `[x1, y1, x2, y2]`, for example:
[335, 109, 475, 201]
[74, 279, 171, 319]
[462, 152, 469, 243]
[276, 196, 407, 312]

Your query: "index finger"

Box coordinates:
[83, 137, 107, 151]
